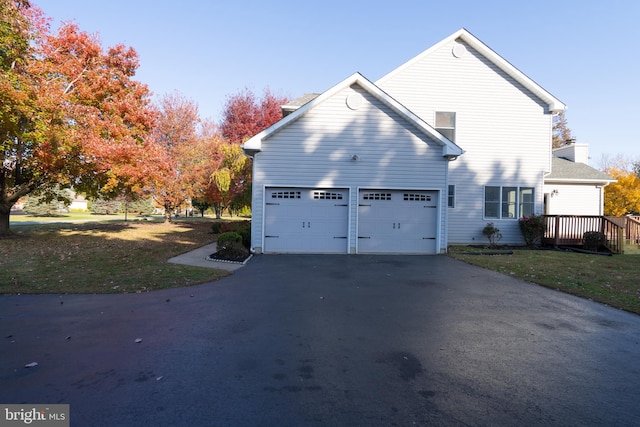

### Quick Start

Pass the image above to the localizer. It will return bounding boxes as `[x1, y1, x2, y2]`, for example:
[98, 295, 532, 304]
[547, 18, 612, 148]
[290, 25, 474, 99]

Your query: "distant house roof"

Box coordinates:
[281, 93, 320, 114]
[377, 28, 567, 114]
[545, 157, 615, 183]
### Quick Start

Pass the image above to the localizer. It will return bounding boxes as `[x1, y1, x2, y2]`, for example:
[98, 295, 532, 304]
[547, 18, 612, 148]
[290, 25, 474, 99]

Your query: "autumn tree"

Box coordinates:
[148, 93, 225, 222]
[220, 88, 288, 144]
[204, 142, 249, 218]
[552, 111, 573, 149]
[0, 1, 156, 235]
[601, 156, 640, 216]
[210, 88, 288, 217]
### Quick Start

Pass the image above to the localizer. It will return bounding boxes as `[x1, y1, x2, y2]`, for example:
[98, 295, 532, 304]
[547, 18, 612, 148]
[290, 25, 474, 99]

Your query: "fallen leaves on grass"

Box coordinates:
[1, 221, 229, 294]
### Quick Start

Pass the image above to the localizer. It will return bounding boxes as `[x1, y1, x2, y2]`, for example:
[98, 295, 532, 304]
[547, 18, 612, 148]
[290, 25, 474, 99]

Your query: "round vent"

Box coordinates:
[346, 93, 364, 110]
[452, 43, 467, 58]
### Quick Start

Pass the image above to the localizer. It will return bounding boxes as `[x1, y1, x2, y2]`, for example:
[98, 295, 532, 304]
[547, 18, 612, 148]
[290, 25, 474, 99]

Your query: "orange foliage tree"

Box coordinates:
[148, 93, 225, 222]
[204, 88, 288, 217]
[0, 1, 156, 235]
[604, 167, 640, 216]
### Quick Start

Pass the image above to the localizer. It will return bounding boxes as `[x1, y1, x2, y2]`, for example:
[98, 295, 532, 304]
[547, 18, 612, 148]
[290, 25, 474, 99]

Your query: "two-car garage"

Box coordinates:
[263, 187, 439, 254]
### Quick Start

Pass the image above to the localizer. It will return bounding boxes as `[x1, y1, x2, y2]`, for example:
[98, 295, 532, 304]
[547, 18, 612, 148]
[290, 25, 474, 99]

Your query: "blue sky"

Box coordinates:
[37, 0, 639, 167]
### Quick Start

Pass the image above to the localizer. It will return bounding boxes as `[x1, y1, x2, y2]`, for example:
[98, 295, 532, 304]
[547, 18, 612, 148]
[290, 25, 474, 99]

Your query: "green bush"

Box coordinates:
[518, 214, 546, 247]
[482, 222, 502, 248]
[583, 231, 605, 251]
[216, 231, 242, 249]
[215, 231, 249, 260]
[211, 222, 224, 234]
[237, 226, 251, 249]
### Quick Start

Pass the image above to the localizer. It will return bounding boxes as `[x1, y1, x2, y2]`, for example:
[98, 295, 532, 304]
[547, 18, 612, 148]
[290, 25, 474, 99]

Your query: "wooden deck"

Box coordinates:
[542, 215, 640, 254]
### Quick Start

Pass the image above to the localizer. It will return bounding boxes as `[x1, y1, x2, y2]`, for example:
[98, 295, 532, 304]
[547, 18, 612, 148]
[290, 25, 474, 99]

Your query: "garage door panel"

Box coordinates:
[358, 190, 438, 254]
[264, 188, 348, 253]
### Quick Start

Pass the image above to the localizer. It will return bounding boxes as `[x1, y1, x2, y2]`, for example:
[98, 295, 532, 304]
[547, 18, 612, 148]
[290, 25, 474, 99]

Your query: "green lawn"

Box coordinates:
[448, 246, 640, 315]
[1, 220, 230, 294]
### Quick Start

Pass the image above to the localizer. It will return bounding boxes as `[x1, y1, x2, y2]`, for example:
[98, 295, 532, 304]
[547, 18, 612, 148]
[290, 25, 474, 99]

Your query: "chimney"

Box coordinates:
[553, 141, 589, 164]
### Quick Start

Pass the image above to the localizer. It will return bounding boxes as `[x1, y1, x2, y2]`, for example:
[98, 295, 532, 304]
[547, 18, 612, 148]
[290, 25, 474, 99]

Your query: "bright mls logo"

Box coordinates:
[1, 405, 69, 426]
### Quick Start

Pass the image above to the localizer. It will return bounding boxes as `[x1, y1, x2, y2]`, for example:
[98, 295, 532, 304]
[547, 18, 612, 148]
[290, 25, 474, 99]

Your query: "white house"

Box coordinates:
[242, 29, 604, 254]
[544, 143, 615, 216]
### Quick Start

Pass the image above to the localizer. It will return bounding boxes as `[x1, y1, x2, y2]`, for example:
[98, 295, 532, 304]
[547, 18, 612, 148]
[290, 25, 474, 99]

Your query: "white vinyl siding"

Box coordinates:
[544, 184, 605, 216]
[250, 84, 448, 253]
[378, 39, 552, 244]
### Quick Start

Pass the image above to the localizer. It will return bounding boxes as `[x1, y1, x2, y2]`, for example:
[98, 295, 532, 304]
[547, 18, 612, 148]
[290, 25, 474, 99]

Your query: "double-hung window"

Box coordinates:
[448, 185, 455, 208]
[436, 112, 456, 142]
[484, 186, 535, 219]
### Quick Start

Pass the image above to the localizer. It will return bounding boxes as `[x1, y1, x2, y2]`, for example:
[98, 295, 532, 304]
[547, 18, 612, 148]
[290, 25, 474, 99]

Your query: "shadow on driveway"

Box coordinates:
[2, 254, 640, 426]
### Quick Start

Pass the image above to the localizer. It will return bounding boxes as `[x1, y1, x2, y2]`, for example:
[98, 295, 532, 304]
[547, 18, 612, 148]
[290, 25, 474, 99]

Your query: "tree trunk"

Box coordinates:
[163, 202, 173, 223]
[0, 205, 11, 236]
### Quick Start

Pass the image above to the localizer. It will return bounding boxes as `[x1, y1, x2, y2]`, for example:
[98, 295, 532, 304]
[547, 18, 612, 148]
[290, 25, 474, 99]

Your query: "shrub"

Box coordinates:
[518, 214, 546, 247]
[583, 231, 605, 251]
[215, 231, 249, 260]
[237, 226, 251, 249]
[216, 231, 242, 249]
[211, 222, 224, 234]
[482, 222, 502, 248]
[217, 242, 249, 260]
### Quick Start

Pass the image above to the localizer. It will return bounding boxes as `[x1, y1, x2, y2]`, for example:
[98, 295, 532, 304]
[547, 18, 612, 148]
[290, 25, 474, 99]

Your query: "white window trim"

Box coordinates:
[483, 185, 535, 220]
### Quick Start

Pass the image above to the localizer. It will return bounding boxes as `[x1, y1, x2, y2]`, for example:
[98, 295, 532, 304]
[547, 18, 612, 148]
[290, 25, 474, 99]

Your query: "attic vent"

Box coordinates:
[313, 191, 343, 200]
[346, 93, 364, 110]
[404, 193, 431, 202]
[363, 193, 391, 201]
[452, 43, 467, 58]
[271, 191, 301, 199]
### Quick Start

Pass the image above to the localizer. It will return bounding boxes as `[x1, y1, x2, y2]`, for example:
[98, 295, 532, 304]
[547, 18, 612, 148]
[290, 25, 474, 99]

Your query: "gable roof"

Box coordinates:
[545, 157, 615, 183]
[242, 72, 465, 159]
[377, 28, 566, 114]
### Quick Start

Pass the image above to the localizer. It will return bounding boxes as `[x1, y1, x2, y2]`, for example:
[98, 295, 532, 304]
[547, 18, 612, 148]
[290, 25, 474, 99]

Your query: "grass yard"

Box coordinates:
[0, 220, 229, 294]
[449, 246, 640, 315]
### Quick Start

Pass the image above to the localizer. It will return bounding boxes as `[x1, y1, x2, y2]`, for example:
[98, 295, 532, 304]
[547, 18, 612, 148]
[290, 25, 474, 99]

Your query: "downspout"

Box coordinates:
[443, 160, 450, 253]
[241, 147, 259, 254]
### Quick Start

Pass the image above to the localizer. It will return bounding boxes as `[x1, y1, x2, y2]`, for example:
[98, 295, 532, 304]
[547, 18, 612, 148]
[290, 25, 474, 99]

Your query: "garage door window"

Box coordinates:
[313, 191, 343, 200]
[271, 191, 301, 199]
[363, 193, 391, 200]
[404, 193, 431, 201]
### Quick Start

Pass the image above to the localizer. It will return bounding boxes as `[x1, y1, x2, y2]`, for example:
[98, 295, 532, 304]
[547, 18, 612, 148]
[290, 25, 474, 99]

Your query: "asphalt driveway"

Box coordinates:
[2, 255, 640, 426]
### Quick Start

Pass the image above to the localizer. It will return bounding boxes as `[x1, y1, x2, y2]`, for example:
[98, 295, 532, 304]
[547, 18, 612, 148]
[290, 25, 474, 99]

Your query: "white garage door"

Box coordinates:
[264, 188, 348, 253]
[358, 190, 438, 254]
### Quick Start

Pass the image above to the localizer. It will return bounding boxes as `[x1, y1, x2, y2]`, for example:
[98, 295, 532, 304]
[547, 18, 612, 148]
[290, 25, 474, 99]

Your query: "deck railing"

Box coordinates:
[627, 216, 640, 245]
[542, 215, 626, 254]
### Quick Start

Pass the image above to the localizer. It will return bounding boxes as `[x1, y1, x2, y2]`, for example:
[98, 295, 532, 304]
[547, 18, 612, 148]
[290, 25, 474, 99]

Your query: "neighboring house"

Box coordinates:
[69, 193, 89, 212]
[243, 28, 600, 254]
[544, 143, 615, 216]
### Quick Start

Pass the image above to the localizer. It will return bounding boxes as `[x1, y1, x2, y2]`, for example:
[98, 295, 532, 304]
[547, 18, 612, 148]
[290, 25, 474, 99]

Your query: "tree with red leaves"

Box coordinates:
[209, 88, 287, 217]
[0, 0, 156, 235]
[220, 88, 288, 144]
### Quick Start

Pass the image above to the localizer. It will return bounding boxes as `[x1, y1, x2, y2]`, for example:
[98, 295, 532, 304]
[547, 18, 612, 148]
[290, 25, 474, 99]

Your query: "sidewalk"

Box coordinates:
[167, 242, 249, 272]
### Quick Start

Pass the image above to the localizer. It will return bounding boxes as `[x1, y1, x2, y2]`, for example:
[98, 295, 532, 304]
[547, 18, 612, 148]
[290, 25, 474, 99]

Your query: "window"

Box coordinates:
[520, 187, 535, 217]
[484, 186, 535, 219]
[271, 191, 301, 199]
[313, 191, 343, 200]
[448, 185, 455, 208]
[363, 193, 391, 201]
[404, 193, 431, 202]
[436, 112, 456, 142]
